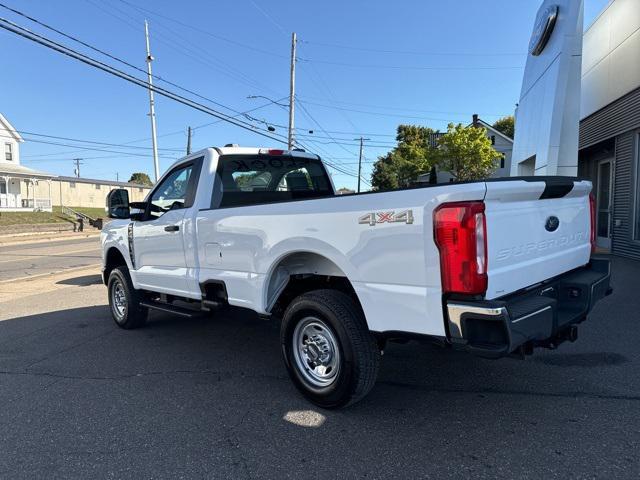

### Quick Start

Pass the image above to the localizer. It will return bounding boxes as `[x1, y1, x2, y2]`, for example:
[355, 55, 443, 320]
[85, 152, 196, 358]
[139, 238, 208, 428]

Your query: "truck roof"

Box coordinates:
[189, 146, 321, 159]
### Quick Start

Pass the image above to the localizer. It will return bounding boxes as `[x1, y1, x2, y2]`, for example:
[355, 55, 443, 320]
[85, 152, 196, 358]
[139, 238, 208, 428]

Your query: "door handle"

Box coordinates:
[164, 225, 180, 232]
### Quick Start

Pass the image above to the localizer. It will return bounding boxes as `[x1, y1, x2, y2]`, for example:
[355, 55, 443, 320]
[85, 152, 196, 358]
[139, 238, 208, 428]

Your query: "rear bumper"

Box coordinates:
[445, 256, 612, 359]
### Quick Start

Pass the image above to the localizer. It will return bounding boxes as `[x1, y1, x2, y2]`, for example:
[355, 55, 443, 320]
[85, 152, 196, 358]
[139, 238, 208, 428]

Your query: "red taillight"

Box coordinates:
[589, 193, 596, 253]
[434, 201, 487, 295]
[266, 149, 285, 156]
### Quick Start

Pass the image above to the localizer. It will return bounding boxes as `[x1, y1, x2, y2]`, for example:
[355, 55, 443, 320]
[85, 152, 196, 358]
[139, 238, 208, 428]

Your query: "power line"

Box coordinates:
[84, 0, 278, 97]
[297, 44, 361, 134]
[297, 101, 359, 158]
[298, 57, 525, 71]
[299, 39, 526, 57]
[0, 17, 291, 146]
[25, 152, 178, 163]
[0, 1, 276, 117]
[112, 97, 290, 148]
[297, 96, 509, 118]
[109, 0, 282, 97]
[0, 7, 374, 182]
[118, 0, 289, 58]
[0, 126, 182, 152]
[295, 104, 370, 186]
[296, 100, 467, 122]
[21, 137, 179, 158]
[248, 0, 288, 37]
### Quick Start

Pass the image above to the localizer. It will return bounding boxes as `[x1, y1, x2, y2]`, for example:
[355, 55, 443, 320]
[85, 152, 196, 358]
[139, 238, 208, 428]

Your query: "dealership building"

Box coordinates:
[578, 0, 640, 259]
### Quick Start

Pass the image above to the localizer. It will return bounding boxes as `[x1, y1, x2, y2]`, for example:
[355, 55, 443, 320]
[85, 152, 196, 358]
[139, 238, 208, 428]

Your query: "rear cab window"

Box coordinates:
[212, 154, 334, 208]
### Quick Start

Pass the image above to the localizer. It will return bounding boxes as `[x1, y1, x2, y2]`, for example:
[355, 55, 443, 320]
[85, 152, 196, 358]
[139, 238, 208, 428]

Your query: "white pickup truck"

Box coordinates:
[101, 146, 611, 408]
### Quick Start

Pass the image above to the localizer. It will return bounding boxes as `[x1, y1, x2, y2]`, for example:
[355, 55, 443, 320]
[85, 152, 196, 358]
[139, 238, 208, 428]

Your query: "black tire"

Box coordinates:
[107, 266, 148, 329]
[281, 289, 380, 409]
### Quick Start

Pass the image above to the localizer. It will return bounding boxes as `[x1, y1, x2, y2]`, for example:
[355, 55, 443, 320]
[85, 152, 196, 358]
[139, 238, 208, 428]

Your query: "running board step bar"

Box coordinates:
[139, 300, 200, 318]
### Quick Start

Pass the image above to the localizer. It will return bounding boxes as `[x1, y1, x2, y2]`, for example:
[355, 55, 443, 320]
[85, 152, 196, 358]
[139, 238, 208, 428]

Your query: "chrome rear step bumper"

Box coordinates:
[445, 256, 612, 359]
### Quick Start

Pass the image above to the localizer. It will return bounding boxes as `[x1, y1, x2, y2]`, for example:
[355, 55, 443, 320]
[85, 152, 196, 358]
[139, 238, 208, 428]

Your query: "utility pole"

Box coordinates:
[116, 172, 119, 182]
[144, 20, 160, 183]
[354, 137, 370, 193]
[186, 126, 192, 155]
[73, 158, 82, 178]
[288, 32, 297, 150]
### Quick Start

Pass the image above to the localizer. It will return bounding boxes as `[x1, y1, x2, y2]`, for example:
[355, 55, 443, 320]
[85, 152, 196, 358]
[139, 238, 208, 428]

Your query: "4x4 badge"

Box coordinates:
[358, 210, 414, 226]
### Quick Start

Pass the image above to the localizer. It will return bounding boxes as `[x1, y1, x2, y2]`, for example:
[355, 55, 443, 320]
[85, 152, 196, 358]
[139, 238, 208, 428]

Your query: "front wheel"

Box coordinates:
[281, 289, 380, 408]
[107, 266, 148, 329]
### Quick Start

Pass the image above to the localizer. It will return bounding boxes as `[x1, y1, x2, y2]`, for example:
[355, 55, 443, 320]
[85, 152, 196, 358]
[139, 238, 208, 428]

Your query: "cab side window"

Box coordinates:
[148, 160, 201, 219]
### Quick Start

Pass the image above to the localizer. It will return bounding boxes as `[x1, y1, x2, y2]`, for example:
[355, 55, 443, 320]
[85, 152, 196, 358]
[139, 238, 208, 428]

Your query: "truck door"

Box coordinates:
[133, 159, 202, 296]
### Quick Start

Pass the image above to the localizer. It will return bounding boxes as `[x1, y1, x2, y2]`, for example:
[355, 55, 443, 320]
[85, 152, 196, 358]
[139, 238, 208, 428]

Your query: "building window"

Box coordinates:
[491, 135, 496, 146]
[95, 184, 101, 190]
[5, 143, 12, 161]
[139, 187, 143, 193]
[69, 182, 76, 188]
[500, 154, 505, 169]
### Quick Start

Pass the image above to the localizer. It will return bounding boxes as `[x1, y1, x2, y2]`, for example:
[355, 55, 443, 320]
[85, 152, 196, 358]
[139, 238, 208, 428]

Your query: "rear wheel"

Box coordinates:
[108, 266, 148, 329]
[281, 289, 380, 408]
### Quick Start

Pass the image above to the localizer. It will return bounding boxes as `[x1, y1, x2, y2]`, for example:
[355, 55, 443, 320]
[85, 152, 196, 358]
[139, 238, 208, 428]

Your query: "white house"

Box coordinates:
[416, 114, 513, 184]
[0, 113, 55, 211]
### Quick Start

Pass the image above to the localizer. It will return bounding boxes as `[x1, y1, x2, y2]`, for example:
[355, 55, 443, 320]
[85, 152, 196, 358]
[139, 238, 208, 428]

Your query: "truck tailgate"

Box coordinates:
[484, 178, 592, 300]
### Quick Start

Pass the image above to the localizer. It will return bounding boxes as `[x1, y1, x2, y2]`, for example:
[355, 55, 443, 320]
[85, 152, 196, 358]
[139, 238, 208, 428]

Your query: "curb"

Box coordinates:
[0, 231, 101, 247]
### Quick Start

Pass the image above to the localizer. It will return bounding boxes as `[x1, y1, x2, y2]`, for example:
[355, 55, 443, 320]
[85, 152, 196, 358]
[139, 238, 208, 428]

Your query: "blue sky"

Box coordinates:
[1, 0, 609, 189]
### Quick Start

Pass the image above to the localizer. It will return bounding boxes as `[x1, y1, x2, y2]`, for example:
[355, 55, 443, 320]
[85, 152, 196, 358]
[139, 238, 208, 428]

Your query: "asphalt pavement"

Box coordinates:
[0, 236, 101, 282]
[0, 255, 638, 478]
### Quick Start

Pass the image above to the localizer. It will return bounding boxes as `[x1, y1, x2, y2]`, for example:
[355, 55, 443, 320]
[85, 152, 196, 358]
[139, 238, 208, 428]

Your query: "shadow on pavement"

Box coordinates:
[56, 274, 103, 287]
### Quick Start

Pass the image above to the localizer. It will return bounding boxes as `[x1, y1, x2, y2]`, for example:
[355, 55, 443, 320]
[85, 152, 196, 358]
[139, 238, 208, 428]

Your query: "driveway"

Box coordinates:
[0, 256, 638, 478]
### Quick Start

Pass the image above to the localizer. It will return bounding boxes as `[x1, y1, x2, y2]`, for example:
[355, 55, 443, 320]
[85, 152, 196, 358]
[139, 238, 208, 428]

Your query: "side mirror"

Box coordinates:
[106, 189, 130, 219]
[129, 201, 149, 221]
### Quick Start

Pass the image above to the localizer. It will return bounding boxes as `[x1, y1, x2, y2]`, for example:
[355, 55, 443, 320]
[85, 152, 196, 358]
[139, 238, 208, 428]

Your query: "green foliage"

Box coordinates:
[128, 172, 153, 186]
[371, 153, 399, 191]
[371, 125, 439, 190]
[492, 115, 515, 139]
[437, 123, 500, 181]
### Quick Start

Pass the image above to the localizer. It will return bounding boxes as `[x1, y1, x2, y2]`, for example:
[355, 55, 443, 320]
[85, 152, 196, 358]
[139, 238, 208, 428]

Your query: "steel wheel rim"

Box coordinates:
[111, 279, 127, 319]
[292, 316, 341, 388]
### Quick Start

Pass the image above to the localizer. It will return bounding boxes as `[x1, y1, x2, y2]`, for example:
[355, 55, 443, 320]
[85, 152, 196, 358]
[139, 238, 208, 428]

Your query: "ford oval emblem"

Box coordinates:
[529, 5, 559, 56]
[545, 216, 560, 232]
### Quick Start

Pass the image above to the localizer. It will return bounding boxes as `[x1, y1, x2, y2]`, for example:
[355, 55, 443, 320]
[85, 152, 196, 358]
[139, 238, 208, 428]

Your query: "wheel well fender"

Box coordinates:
[264, 251, 365, 323]
[103, 246, 128, 285]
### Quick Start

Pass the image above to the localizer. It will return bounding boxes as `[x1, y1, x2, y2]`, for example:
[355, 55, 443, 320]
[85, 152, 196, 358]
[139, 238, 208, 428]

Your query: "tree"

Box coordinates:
[370, 125, 439, 190]
[128, 172, 153, 186]
[437, 123, 500, 181]
[371, 152, 399, 191]
[492, 115, 515, 139]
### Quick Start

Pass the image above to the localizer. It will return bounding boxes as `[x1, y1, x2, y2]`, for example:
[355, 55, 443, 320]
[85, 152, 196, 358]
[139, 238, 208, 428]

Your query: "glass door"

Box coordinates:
[596, 159, 612, 250]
